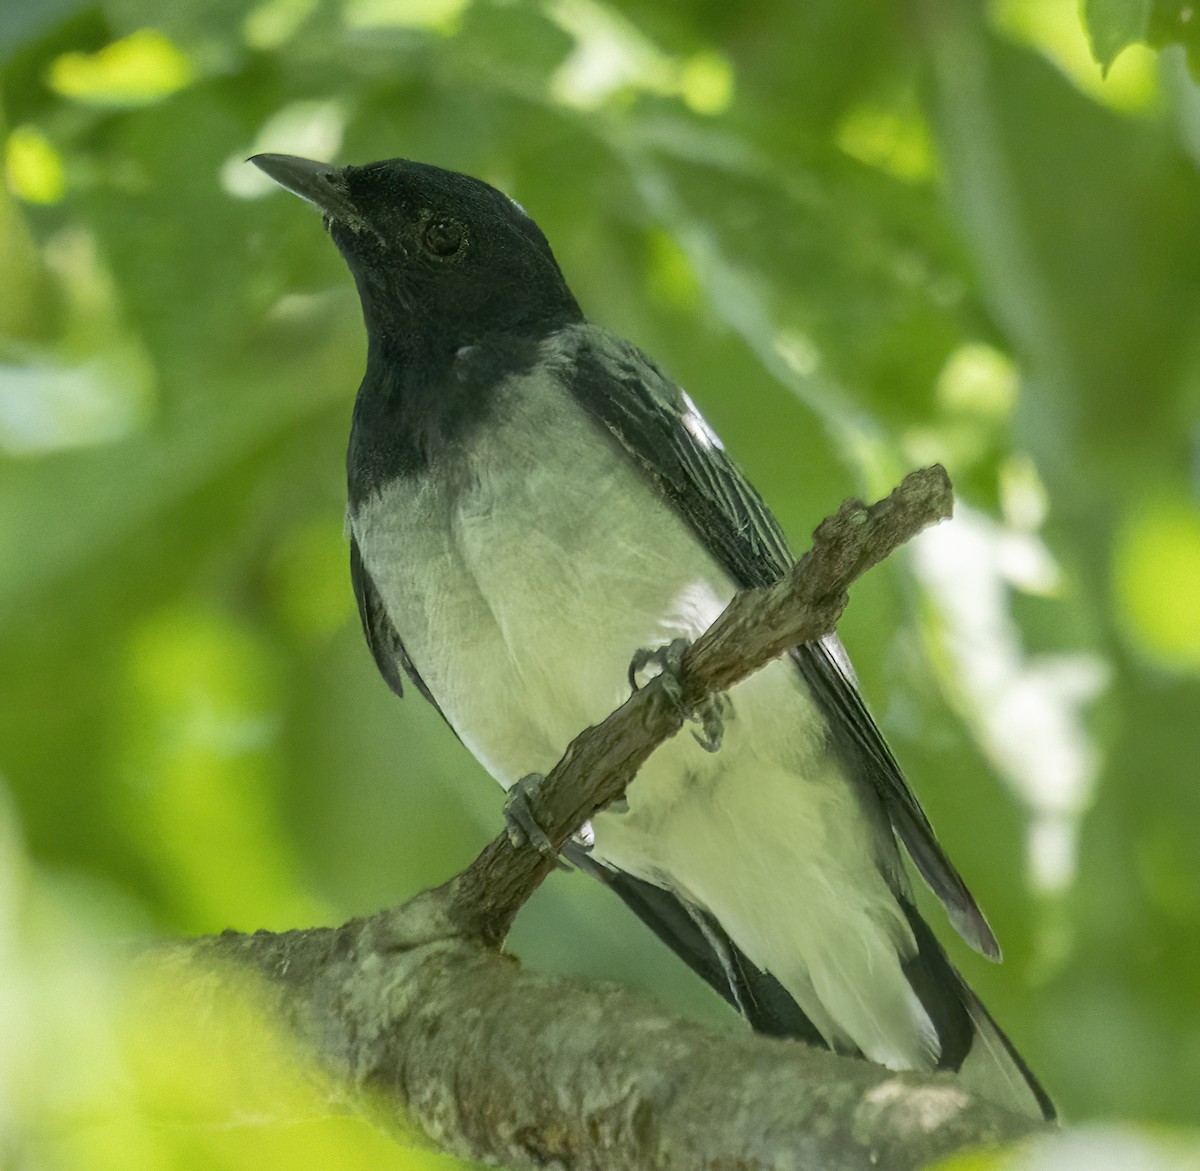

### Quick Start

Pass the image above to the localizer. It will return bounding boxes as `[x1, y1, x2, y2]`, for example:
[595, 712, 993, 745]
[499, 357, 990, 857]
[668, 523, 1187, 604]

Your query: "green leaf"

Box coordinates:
[1148, 1, 1200, 78]
[1082, 0, 1151, 73]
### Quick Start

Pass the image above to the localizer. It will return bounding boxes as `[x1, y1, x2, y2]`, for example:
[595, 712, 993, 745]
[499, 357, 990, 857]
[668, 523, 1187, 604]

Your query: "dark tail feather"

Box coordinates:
[572, 850, 1054, 1122]
[955, 976, 1058, 1121]
[900, 897, 1056, 1121]
[566, 847, 825, 1045]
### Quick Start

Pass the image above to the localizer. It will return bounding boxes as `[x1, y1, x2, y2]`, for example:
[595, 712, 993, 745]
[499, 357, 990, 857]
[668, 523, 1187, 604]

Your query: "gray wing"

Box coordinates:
[556, 325, 998, 960]
[350, 535, 447, 716]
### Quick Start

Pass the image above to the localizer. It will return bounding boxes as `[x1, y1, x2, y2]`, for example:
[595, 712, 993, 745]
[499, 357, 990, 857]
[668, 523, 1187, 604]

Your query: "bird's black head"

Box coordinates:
[250, 154, 583, 365]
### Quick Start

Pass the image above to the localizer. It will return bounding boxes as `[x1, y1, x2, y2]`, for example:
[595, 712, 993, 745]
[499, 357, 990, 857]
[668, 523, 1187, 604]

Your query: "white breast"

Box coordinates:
[351, 367, 743, 786]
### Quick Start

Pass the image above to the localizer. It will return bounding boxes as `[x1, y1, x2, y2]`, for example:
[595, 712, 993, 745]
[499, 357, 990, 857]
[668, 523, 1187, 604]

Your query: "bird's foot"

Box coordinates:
[628, 637, 732, 753]
[504, 773, 557, 857]
[629, 637, 689, 704]
[688, 691, 733, 753]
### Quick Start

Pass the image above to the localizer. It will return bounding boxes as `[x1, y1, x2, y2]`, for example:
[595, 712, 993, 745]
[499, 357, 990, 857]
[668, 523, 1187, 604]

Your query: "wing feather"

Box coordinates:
[555, 326, 997, 959]
[350, 535, 446, 714]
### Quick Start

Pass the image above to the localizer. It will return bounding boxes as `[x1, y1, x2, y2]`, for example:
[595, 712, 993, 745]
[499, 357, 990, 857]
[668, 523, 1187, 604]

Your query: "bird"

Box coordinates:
[250, 151, 1054, 1121]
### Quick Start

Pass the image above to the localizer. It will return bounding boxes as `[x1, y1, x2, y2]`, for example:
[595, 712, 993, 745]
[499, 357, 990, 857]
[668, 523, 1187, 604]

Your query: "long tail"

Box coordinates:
[954, 974, 1057, 1121]
[577, 851, 1055, 1122]
[901, 897, 1056, 1121]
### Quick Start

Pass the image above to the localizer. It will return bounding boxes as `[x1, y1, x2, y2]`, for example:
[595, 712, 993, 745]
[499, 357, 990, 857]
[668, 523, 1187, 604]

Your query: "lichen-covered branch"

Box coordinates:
[164, 466, 1039, 1171]
[185, 898, 1042, 1171]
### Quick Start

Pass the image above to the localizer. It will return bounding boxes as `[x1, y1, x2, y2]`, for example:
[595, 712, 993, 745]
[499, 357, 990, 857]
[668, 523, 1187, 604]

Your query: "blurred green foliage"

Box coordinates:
[1081, 0, 1200, 77]
[1, 0, 1199, 1165]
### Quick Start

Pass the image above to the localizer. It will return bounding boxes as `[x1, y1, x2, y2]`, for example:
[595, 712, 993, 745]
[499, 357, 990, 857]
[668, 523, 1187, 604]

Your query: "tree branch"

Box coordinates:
[184, 904, 1041, 1171]
[160, 466, 1047, 1170]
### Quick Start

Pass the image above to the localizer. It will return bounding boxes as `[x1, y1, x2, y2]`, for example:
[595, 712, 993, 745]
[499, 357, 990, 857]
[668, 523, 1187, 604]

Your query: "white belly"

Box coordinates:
[350, 370, 934, 1070]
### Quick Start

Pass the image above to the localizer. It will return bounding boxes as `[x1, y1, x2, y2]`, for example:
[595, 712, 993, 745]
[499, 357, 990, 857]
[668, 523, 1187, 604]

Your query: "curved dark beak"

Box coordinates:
[249, 153, 356, 222]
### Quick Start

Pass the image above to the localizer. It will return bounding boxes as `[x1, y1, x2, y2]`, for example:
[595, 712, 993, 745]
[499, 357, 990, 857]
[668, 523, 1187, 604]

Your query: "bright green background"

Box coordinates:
[2, 0, 1199, 1166]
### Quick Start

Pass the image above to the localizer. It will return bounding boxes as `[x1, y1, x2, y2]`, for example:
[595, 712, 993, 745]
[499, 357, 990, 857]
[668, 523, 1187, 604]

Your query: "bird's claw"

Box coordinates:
[690, 691, 733, 753]
[504, 773, 562, 861]
[628, 637, 732, 753]
[628, 637, 689, 700]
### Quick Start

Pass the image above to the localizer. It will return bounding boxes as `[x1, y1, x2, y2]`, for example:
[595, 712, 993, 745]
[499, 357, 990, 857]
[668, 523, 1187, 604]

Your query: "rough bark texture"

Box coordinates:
[180, 903, 1042, 1171]
[162, 467, 1050, 1169]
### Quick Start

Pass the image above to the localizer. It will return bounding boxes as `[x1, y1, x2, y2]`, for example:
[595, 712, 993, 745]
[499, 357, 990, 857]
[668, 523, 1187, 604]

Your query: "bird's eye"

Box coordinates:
[423, 219, 464, 257]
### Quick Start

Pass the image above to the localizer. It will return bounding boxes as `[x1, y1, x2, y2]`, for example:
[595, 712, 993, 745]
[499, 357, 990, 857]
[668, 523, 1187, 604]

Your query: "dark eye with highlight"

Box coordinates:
[423, 219, 465, 257]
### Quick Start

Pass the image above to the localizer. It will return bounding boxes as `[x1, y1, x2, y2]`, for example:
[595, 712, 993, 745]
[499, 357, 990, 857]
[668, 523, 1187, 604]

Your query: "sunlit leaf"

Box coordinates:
[548, 0, 676, 108]
[1081, 0, 1151, 72]
[342, 0, 472, 34]
[5, 126, 65, 205]
[935, 343, 1017, 420]
[992, 0, 1158, 111]
[48, 29, 193, 107]
[836, 100, 936, 182]
[243, 0, 320, 50]
[1114, 496, 1200, 671]
[678, 50, 734, 116]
